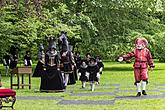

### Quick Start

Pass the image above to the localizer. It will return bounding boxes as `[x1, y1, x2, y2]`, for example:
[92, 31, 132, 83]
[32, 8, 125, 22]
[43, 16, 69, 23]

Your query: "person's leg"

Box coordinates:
[142, 80, 147, 95]
[141, 68, 149, 95]
[82, 81, 86, 88]
[90, 81, 95, 91]
[96, 73, 100, 85]
[6, 66, 9, 76]
[134, 68, 141, 96]
[64, 73, 69, 88]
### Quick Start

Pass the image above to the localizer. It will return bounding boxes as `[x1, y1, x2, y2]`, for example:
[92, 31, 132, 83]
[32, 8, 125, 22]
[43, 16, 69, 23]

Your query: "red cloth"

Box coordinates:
[0, 89, 16, 97]
[123, 48, 154, 68]
[134, 68, 148, 81]
[122, 47, 154, 81]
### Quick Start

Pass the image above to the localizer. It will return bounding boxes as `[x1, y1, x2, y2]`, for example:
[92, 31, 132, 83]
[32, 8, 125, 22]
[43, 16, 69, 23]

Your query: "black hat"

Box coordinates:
[58, 31, 68, 49]
[81, 59, 86, 64]
[48, 37, 56, 49]
[10, 46, 18, 55]
[26, 50, 30, 54]
[39, 43, 44, 51]
[61, 37, 69, 51]
[86, 53, 91, 57]
[89, 57, 96, 62]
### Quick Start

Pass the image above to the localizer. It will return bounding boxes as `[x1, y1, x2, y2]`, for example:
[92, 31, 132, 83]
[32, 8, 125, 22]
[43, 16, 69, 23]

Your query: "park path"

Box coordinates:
[16, 83, 165, 105]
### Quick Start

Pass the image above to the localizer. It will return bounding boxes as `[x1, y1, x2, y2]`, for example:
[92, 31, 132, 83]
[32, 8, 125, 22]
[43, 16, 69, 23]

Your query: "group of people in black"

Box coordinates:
[33, 31, 104, 92]
[77, 53, 104, 91]
[2, 31, 104, 92]
[2, 47, 32, 76]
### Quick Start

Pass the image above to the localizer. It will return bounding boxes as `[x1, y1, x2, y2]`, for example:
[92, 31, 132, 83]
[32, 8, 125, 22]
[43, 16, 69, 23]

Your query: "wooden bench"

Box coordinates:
[10, 67, 32, 89]
[0, 88, 16, 109]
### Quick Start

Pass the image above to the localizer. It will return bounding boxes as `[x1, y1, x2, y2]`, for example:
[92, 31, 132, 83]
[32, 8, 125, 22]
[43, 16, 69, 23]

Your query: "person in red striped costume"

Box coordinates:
[118, 37, 155, 96]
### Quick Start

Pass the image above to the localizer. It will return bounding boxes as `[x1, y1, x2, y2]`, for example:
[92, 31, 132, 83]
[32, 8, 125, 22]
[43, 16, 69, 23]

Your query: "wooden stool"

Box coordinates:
[10, 67, 32, 89]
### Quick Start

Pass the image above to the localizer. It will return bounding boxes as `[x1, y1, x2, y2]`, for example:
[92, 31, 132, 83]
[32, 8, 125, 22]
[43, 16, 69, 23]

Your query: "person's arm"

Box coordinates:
[56, 54, 61, 70]
[30, 60, 32, 66]
[3, 59, 7, 66]
[147, 50, 155, 71]
[24, 59, 27, 66]
[118, 51, 135, 62]
[78, 69, 81, 76]
[99, 62, 104, 72]
[69, 51, 76, 70]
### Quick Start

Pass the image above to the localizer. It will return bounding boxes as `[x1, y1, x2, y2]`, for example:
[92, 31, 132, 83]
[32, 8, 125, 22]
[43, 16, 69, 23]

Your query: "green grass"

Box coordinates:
[1, 62, 165, 110]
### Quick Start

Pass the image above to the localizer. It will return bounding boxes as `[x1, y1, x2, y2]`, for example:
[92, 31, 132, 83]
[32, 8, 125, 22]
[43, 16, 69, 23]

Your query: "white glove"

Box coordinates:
[30, 60, 32, 66]
[24, 60, 27, 66]
[85, 72, 89, 79]
[96, 73, 100, 79]
[99, 67, 103, 73]
[78, 72, 81, 76]
[118, 57, 123, 62]
[3, 59, 7, 65]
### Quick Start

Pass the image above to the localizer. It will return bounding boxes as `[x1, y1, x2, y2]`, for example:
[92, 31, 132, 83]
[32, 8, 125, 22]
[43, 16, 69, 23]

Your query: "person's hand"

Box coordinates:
[150, 67, 154, 72]
[118, 57, 123, 62]
[72, 65, 74, 70]
[57, 68, 60, 71]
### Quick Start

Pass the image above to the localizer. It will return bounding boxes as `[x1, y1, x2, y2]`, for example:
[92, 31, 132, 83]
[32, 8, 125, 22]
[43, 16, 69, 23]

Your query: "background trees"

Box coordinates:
[0, 0, 165, 61]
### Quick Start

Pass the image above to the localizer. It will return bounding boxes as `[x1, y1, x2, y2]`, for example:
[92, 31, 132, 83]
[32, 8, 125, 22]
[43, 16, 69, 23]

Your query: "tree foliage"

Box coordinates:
[1, 0, 165, 61]
[0, 0, 96, 61]
[79, 0, 165, 60]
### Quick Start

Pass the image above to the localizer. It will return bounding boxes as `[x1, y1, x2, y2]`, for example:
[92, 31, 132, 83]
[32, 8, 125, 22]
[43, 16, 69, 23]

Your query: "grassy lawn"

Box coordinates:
[1, 61, 165, 110]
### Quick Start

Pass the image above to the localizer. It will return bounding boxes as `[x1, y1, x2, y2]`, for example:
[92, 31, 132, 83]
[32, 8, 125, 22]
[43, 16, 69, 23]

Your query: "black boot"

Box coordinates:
[142, 90, 147, 95]
[136, 92, 141, 97]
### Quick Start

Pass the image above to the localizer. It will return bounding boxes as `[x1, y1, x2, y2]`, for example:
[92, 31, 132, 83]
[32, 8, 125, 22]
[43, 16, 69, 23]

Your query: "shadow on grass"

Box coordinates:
[104, 67, 165, 72]
[104, 67, 133, 71]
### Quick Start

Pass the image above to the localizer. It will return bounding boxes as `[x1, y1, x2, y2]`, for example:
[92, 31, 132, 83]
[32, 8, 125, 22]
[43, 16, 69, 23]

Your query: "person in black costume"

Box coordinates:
[33, 44, 45, 77]
[40, 37, 64, 91]
[96, 56, 104, 84]
[87, 58, 99, 91]
[74, 51, 81, 70]
[78, 60, 88, 88]
[59, 35, 76, 88]
[9, 46, 18, 69]
[68, 44, 77, 84]
[24, 51, 32, 66]
[74, 51, 81, 80]
[3, 54, 11, 76]
[85, 53, 91, 65]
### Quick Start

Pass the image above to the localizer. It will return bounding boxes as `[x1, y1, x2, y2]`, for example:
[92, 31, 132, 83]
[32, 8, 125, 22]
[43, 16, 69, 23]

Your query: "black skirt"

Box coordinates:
[79, 67, 88, 81]
[33, 61, 43, 77]
[87, 65, 99, 82]
[9, 61, 17, 69]
[63, 63, 72, 73]
[40, 66, 64, 91]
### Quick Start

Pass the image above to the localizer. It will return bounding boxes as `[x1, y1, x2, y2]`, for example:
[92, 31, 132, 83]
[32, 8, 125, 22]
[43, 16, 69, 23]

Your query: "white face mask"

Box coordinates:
[136, 44, 145, 50]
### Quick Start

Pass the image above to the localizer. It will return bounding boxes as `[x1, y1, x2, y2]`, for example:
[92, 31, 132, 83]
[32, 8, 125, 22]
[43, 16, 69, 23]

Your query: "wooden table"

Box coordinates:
[10, 67, 32, 89]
